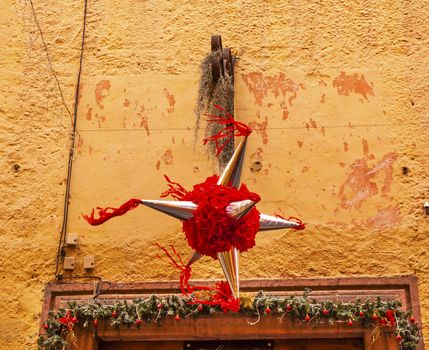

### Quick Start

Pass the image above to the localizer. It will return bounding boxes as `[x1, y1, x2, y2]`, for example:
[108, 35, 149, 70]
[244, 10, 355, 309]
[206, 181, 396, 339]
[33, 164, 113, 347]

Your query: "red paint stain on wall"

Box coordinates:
[332, 72, 374, 100]
[361, 138, 374, 159]
[282, 110, 289, 120]
[137, 105, 150, 136]
[77, 134, 83, 149]
[94, 113, 106, 128]
[123, 98, 130, 107]
[95, 80, 111, 109]
[288, 92, 298, 106]
[343, 142, 349, 152]
[305, 118, 317, 132]
[164, 89, 175, 113]
[241, 72, 303, 120]
[241, 72, 301, 105]
[280, 101, 289, 120]
[337, 152, 398, 209]
[162, 149, 174, 165]
[301, 166, 309, 173]
[85, 107, 92, 120]
[362, 138, 369, 155]
[320, 93, 326, 103]
[365, 206, 401, 229]
[319, 79, 327, 87]
[76, 134, 83, 155]
[320, 127, 326, 136]
[140, 117, 150, 136]
[297, 141, 304, 148]
[156, 160, 161, 170]
[78, 83, 85, 106]
[249, 117, 269, 144]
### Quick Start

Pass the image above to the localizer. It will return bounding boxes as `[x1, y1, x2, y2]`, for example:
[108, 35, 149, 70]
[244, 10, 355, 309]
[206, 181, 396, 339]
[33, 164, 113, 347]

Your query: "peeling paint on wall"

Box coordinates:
[241, 72, 304, 120]
[365, 206, 401, 229]
[332, 72, 374, 101]
[163, 89, 175, 113]
[95, 80, 111, 109]
[249, 117, 269, 144]
[337, 152, 398, 210]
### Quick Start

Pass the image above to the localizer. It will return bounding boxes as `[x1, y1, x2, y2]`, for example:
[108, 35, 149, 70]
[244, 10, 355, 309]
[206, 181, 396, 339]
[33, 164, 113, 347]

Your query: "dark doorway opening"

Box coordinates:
[185, 340, 272, 350]
[99, 338, 364, 350]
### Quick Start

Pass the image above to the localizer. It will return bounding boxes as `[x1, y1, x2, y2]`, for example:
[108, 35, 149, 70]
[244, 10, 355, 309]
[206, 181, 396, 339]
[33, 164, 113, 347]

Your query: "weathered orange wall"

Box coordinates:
[1, 0, 428, 349]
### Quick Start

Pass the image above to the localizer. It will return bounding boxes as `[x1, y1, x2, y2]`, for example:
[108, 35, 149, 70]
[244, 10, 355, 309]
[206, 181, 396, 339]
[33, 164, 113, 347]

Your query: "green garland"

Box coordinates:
[38, 289, 420, 350]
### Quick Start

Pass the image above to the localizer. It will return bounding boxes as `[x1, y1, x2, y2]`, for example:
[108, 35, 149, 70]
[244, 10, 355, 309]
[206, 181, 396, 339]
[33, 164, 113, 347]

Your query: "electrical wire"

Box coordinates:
[28, 0, 72, 121]
[54, 0, 88, 280]
[74, 123, 393, 132]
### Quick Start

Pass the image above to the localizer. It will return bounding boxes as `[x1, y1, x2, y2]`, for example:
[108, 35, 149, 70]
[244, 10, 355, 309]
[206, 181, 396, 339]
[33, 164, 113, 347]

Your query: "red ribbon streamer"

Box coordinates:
[155, 244, 240, 312]
[203, 105, 252, 156]
[160, 175, 189, 200]
[156, 243, 193, 295]
[83, 198, 142, 226]
[188, 281, 240, 313]
[275, 213, 306, 231]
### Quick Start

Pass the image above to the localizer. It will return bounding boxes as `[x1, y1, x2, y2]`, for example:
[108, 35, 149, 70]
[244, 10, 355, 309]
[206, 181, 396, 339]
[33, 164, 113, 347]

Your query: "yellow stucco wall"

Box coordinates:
[1, 1, 428, 348]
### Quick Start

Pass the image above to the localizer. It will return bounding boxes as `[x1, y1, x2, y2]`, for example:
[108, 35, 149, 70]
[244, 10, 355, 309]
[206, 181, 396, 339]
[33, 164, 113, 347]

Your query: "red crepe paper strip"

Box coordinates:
[83, 198, 142, 226]
[156, 243, 193, 295]
[189, 281, 240, 313]
[275, 213, 306, 231]
[162, 175, 261, 259]
[160, 175, 189, 199]
[155, 244, 240, 312]
[203, 105, 252, 156]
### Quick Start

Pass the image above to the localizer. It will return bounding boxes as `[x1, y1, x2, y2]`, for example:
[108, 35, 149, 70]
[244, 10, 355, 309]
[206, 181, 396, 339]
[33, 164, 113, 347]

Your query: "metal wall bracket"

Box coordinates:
[210, 35, 236, 83]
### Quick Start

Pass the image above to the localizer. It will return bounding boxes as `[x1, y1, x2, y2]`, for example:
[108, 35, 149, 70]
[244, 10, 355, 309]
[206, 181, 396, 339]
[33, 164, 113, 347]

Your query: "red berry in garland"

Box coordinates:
[175, 314, 180, 321]
[197, 305, 203, 311]
[347, 320, 353, 326]
[265, 307, 271, 314]
[386, 310, 394, 318]
[286, 304, 292, 311]
[157, 303, 163, 310]
[322, 309, 329, 316]
[305, 314, 310, 322]
[396, 334, 402, 341]
[410, 316, 416, 323]
[112, 311, 118, 318]
[135, 319, 143, 325]
[71, 317, 78, 323]
[372, 314, 379, 320]
[359, 311, 365, 317]
[43, 323, 49, 330]
[93, 319, 98, 328]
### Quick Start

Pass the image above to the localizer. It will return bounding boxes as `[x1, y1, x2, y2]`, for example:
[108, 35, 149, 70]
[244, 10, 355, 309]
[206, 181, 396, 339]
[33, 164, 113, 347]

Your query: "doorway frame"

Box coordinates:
[40, 276, 423, 350]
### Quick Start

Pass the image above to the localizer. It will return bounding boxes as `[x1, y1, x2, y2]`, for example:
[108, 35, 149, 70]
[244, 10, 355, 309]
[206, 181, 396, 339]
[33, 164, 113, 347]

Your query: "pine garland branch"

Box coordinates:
[38, 290, 421, 350]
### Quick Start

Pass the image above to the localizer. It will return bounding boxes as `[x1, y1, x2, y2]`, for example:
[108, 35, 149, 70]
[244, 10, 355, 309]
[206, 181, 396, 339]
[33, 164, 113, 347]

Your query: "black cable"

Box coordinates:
[56, 275, 102, 281]
[28, 0, 72, 121]
[54, 0, 88, 279]
[92, 281, 113, 299]
[75, 123, 394, 132]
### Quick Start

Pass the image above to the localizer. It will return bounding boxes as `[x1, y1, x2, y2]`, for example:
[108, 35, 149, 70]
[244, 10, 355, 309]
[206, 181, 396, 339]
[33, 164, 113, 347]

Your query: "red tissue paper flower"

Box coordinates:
[162, 175, 261, 259]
